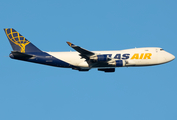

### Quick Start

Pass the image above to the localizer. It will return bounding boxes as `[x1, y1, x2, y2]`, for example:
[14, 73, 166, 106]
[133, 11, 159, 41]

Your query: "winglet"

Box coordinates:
[66, 41, 74, 47]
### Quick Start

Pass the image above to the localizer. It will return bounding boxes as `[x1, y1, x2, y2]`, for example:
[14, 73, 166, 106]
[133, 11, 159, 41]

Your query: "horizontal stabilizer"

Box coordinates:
[10, 51, 34, 59]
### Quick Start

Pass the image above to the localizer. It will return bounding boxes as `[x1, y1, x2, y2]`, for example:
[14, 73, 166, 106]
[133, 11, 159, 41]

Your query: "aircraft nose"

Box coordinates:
[171, 54, 175, 60]
[166, 52, 175, 62]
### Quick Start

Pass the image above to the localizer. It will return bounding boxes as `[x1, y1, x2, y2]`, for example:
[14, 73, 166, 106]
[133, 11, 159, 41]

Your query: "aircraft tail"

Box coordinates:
[4, 28, 42, 53]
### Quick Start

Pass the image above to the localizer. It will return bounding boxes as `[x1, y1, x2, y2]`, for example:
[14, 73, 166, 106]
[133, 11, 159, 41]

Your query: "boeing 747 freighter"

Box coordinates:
[4, 28, 175, 72]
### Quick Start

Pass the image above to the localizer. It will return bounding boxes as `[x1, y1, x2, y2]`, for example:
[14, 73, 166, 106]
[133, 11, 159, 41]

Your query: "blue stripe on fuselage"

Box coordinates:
[10, 51, 75, 68]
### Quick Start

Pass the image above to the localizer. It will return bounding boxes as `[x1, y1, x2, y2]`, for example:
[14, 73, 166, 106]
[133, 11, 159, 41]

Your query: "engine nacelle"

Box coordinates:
[90, 55, 110, 62]
[108, 60, 126, 67]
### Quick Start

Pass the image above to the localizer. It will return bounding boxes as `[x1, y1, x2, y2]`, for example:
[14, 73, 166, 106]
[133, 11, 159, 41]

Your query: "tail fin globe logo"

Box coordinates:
[4, 28, 30, 53]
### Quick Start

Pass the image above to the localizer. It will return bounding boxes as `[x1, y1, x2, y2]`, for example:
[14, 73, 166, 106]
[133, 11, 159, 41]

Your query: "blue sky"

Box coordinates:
[1, 0, 177, 120]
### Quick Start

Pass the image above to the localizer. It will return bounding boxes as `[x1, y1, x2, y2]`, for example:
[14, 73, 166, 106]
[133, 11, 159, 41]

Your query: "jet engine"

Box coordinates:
[90, 55, 111, 62]
[108, 60, 126, 67]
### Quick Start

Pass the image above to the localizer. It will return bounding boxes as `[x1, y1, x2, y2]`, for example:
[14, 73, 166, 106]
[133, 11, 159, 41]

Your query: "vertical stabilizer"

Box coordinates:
[4, 28, 42, 53]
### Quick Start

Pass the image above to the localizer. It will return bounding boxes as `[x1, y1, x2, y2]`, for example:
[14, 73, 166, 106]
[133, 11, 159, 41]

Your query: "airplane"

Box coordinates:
[4, 28, 175, 72]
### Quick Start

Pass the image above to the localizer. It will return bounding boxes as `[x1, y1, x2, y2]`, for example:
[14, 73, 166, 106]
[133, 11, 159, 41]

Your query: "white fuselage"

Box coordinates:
[47, 47, 175, 69]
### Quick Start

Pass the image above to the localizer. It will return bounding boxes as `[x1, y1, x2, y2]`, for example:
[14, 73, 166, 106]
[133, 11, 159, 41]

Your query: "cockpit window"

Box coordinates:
[160, 49, 164, 51]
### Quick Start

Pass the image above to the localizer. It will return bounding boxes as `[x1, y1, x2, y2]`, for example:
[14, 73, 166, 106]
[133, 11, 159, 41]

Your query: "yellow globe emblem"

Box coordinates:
[5, 28, 30, 53]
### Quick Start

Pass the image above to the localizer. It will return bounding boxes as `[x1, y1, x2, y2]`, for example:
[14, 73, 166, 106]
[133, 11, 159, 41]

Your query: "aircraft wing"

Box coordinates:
[66, 42, 95, 60]
[66, 42, 114, 68]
